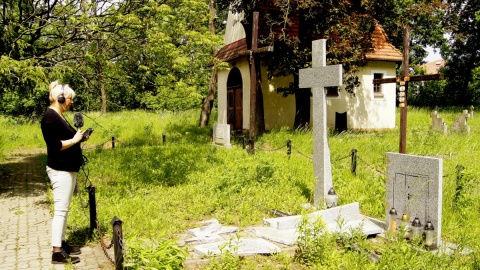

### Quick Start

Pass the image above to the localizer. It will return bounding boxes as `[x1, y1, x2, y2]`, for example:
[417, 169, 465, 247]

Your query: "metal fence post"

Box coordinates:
[351, 149, 358, 176]
[162, 133, 167, 144]
[112, 136, 115, 149]
[110, 216, 124, 270]
[286, 140, 292, 158]
[87, 185, 97, 234]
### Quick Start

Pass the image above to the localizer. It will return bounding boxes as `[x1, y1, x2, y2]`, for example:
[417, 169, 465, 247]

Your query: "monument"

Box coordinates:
[299, 39, 342, 207]
[450, 110, 470, 134]
[386, 152, 443, 247]
[430, 111, 448, 135]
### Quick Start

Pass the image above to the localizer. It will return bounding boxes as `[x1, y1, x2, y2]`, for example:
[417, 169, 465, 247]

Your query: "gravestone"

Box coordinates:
[212, 123, 232, 148]
[386, 152, 443, 247]
[451, 110, 470, 134]
[299, 39, 343, 207]
[450, 110, 470, 134]
[430, 111, 447, 135]
[470, 105, 474, 118]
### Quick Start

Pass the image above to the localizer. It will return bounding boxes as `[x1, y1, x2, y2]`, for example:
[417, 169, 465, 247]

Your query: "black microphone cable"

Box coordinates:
[79, 111, 106, 130]
[77, 154, 92, 208]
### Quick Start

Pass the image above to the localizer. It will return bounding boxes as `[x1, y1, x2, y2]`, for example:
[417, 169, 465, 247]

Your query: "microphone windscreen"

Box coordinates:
[73, 112, 84, 128]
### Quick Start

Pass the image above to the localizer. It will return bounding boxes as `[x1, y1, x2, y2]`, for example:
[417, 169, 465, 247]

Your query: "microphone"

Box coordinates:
[73, 112, 84, 130]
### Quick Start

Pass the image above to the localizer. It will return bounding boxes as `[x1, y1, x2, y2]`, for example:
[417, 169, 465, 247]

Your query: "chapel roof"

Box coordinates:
[215, 22, 403, 63]
[215, 38, 247, 62]
[365, 23, 403, 62]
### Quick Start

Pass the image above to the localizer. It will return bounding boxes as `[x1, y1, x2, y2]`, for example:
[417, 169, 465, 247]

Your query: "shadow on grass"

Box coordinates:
[295, 180, 313, 203]
[0, 153, 48, 197]
[86, 135, 223, 188]
[68, 223, 112, 247]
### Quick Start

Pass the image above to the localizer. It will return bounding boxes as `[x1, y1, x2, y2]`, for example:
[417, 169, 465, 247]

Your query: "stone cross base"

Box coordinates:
[212, 123, 232, 148]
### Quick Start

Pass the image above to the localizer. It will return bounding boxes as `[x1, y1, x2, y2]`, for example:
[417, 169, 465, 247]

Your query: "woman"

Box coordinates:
[41, 81, 89, 264]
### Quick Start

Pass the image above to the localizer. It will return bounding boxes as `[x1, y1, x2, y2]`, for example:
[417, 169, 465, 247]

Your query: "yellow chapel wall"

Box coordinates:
[323, 61, 397, 130]
[261, 66, 296, 130]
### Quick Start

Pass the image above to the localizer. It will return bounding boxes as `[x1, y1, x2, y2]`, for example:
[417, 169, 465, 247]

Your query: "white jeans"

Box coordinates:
[46, 166, 77, 247]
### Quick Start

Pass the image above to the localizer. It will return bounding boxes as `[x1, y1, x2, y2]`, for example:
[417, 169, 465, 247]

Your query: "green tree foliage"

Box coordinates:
[372, 0, 447, 67]
[0, 0, 222, 117]
[443, 0, 480, 105]
[0, 0, 78, 116]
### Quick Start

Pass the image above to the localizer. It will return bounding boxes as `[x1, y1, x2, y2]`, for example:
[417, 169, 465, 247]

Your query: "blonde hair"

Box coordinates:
[49, 80, 76, 103]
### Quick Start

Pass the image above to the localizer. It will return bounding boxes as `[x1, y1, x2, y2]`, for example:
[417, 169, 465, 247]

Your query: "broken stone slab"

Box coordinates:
[264, 202, 363, 230]
[185, 219, 238, 245]
[253, 217, 382, 246]
[325, 218, 384, 236]
[194, 238, 282, 256]
[250, 227, 298, 246]
[258, 203, 383, 246]
[188, 225, 238, 237]
[185, 234, 224, 245]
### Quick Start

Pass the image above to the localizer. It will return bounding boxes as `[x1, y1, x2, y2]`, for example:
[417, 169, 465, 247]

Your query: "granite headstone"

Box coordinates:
[386, 152, 443, 246]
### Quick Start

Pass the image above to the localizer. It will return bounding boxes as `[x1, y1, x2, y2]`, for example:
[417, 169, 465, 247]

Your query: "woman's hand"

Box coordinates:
[72, 130, 84, 144]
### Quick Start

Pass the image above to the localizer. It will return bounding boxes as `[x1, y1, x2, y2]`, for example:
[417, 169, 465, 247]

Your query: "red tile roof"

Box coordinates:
[216, 23, 403, 64]
[215, 38, 247, 62]
[365, 23, 403, 62]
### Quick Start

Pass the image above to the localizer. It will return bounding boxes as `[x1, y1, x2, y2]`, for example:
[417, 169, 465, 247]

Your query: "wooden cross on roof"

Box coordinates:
[237, 11, 273, 153]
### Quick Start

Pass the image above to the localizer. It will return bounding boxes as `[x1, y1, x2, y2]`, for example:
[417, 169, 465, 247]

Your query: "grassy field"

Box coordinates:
[0, 108, 479, 269]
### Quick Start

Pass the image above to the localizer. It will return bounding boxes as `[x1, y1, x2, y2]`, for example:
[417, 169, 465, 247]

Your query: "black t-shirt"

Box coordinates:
[41, 108, 83, 172]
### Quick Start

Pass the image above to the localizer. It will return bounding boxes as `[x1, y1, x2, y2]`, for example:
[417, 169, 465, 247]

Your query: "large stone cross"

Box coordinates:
[299, 39, 342, 207]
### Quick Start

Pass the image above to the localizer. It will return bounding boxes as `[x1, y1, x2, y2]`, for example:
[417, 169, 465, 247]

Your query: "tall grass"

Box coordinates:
[1, 107, 479, 268]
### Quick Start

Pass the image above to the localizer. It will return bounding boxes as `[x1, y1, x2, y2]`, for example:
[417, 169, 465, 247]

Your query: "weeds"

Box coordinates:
[2, 107, 480, 268]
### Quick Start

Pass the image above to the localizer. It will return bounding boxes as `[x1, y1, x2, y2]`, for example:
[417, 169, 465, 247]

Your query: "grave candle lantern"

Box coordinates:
[388, 207, 398, 233]
[325, 187, 338, 208]
[400, 213, 410, 239]
[424, 221, 435, 248]
[411, 217, 423, 240]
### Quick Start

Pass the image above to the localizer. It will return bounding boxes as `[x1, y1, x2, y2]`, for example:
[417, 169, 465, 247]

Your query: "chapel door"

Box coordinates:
[226, 68, 243, 131]
[227, 87, 243, 131]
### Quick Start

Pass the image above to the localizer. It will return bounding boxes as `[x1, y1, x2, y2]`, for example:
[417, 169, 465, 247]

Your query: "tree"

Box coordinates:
[199, 0, 220, 127]
[443, 0, 480, 105]
[0, 0, 85, 116]
[1, 0, 222, 116]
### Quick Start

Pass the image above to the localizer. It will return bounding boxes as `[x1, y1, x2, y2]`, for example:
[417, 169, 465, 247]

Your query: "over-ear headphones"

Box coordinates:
[58, 85, 65, 103]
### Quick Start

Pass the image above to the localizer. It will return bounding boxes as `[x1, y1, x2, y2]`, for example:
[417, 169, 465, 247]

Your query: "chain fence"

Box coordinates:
[244, 138, 386, 176]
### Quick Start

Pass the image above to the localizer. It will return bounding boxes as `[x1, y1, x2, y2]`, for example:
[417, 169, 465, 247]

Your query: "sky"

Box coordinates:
[424, 46, 443, 62]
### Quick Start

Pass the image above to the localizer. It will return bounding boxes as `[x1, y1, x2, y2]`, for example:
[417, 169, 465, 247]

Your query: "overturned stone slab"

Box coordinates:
[194, 238, 282, 256]
[250, 227, 298, 246]
[258, 203, 383, 246]
[185, 219, 238, 245]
